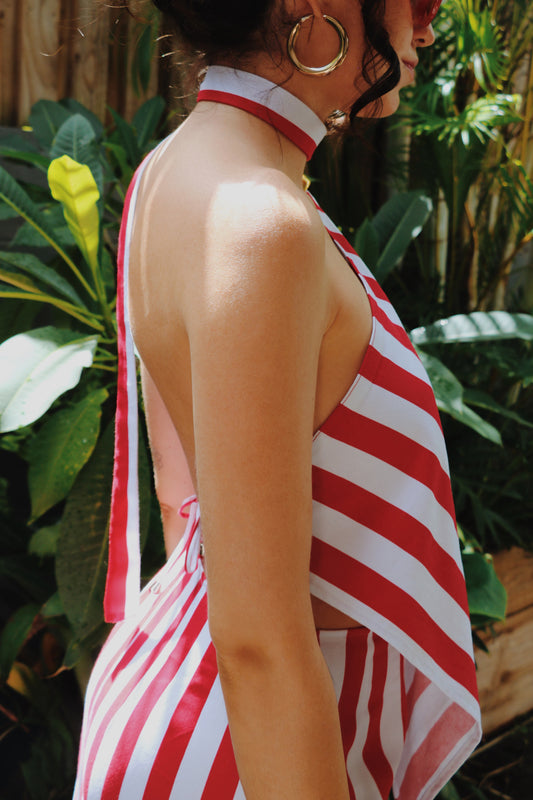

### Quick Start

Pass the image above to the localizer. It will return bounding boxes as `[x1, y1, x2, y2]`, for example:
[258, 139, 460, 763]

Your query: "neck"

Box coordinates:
[194, 65, 328, 185]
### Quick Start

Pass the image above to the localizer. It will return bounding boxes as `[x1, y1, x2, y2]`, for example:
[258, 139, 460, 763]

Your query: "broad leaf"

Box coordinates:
[0, 250, 85, 306]
[56, 421, 151, 646]
[462, 551, 507, 626]
[133, 96, 165, 151]
[0, 603, 40, 680]
[48, 155, 100, 275]
[0, 162, 62, 247]
[109, 108, 142, 167]
[55, 422, 115, 641]
[410, 311, 533, 346]
[0, 326, 98, 432]
[27, 388, 108, 521]
[0, 147, 51, 171]
[464, 388, 533, 429]
[29, 523, 61, 557]
[417, 349, 502, 444]
[373, 191, 433, 284]
[353, 218, 380, 271]
[28, 100, 72, 148]
[51, 115, 104, 196]
[60, 98, 104, 139]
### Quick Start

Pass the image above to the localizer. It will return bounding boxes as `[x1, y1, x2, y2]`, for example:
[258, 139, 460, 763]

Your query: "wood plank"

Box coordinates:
[477, 604, 533, 734]
[124, 10, 160, 122]
[0, 0, 18, 124]
[70, 0, 110, 119]
[18, 0, 63, 123]
[491, 547, 533, 616]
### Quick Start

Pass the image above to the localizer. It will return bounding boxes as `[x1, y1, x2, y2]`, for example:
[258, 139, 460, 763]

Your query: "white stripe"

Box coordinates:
[84, 552, 193, 725]
[345, 631, 381, 799]
[394, 681, 453, 791]
[201, 66, 326, 149]
[314, 435, 458, 553]
[83, 581, 207, 765]
[374, 317, 432, 385]
[308, 573, 479, 718]
[380, 644, 404, 777]
[87, 611, 210, 800]
[311, 503, 468, 655]
[169, 675, 233, 799]
[117, 621, 213, 800]
[415, 723, 481, 800]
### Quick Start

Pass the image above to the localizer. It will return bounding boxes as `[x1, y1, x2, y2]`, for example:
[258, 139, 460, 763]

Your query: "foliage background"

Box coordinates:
[0, 0, 532, 798]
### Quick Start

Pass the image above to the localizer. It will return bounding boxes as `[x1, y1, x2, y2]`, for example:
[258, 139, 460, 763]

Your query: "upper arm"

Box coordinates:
[185, 185, 329, 646]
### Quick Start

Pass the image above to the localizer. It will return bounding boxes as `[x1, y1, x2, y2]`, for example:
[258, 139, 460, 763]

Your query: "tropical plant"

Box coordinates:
[0, 96, 166, 797]
[401, 0, 533, 314]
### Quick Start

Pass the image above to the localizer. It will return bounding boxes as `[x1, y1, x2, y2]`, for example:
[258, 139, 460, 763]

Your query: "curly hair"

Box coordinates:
[139, 0, 400, 120]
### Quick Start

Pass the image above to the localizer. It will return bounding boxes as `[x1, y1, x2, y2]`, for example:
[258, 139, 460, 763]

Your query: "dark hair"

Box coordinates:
[150, 0, 400, 120]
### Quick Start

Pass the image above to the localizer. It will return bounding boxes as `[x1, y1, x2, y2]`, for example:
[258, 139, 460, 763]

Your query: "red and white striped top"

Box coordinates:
[104, 66, 481, 797]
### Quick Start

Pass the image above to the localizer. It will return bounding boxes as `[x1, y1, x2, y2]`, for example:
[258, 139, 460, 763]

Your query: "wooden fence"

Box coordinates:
[0, 0, 175, 126]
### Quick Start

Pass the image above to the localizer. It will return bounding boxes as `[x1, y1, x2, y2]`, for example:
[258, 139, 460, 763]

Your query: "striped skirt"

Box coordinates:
[74, 504, 406, 800]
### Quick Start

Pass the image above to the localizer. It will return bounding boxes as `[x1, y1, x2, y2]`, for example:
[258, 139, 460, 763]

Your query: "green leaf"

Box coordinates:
[0, 162, 61, 245]
[133, 96, 165, 151]
[42, 591, 64, 618]
[0, 147, 51, 171]
[0, 326, 98, 432]
[410, 312, 533, 346]
[463, 388, 533, 429]
[353, 218, 380, 271]
[50, 114, 104, 196]
[28, 100, 72, 148]
[60, 98, 104, 139]
[462, 551, 507, 625]
[55, 422, 114, 640]
[372, 191, 433, 284]
[437, 780, 461, 800]
[0, 250, 85, 307]
[56, 421, 151, 642]
[109, 108, 142, 167]
[0, 603, 40, 680]
[48, 155, 101, 275]
[417, 349, 502, 444]
[29, 523, 61, 557]
[27, 389, 108, 521]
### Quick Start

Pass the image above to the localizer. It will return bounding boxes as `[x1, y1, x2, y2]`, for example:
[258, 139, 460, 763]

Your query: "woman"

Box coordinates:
[74, 1, 481, 798]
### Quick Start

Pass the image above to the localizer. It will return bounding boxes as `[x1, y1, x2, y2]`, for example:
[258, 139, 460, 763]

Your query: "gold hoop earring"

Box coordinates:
[287, 15, 349, 76]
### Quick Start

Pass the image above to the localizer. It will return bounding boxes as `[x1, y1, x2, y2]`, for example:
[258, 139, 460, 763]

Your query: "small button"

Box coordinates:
[150, 580, 162, 594]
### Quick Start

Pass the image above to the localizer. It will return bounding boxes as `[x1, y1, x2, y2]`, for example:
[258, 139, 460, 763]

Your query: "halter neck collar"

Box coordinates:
[197, 66, 327, 161]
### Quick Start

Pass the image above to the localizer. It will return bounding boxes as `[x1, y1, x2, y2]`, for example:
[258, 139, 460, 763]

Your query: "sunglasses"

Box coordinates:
[411, 0, 443, 27]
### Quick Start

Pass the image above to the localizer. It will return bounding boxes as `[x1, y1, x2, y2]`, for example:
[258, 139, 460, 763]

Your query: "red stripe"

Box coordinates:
[142, 643, 221, 799]
[338, 629, 368, 800]
[310, 538, 478, 700]
[88, 567, 195, 722]
[312, 467, 467, 609]
[361, 352, 442, 430]
[397, 702, 475, 799]
[362, 636, 394, 799]
[198, 90, 316, 160]
[320, 405, 455, 519]
[105, 162, 145, 622]
[90, 591, 208, 799]
[370, 300, 417, 351]
[201, 726, 240, 799]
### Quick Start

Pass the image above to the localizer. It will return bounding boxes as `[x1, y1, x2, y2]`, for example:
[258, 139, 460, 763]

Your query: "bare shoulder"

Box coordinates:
[191, 170, 328, 313]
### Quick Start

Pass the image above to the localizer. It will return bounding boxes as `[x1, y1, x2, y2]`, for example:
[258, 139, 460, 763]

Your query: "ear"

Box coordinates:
[284, 0, 326, 20]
